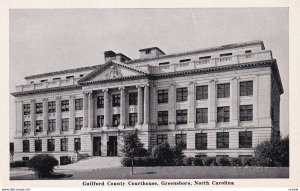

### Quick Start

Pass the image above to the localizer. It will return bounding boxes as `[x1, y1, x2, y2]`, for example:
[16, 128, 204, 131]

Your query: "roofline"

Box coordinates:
[115, 53, 131, 61]
[139, 47, 166, 54]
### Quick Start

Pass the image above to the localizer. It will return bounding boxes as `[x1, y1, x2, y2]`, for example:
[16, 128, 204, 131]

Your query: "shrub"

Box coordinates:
[10, 160, 28, 168]
[151, 142, 175, 166]
[194, 157, 203, 166]
[241, 157, 256, 166]
[183, 157, 195, 166]
[28, 154, 58, 178]
[231, 157, 242, 167]
[121, 157, 159, 167]
[60, 156, 72, 165]
[216, 157, 231, 166]
[202, 157, 216, 166]
[122, 131, 148, 158]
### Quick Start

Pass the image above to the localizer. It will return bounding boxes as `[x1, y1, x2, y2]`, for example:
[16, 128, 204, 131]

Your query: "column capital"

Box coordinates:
[31, 99, 36, 103]
[56, 96, 61, 100]
[102, 88, 109, 92]
[188, 81, 196, 85]
[42, 98, 48, 101]
[231, 76, 240, 80]
[69, 95, 75, 99]
[118, 86, 126, 90]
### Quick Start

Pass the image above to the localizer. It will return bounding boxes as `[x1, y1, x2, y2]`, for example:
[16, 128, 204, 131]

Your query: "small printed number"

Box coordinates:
[288, 189, 298, 191]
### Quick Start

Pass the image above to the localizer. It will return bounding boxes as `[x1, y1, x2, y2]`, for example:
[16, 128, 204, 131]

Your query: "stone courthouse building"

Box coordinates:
[11, 40, 283, 163]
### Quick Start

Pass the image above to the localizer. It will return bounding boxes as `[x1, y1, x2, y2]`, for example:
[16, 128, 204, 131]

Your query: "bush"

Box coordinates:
[28, 154, 58, 178]
[151, 142, 175, 166]
[10, 160, 28, 168]
[194, 157, 203, 166]
[216, 157, 231, 166]
[60, 156, 72, 165]
[241, 157, 256, 166]
[183, 157, 195, 166]
[121, 157, 159, 167]
[202, 157, 216, 166]
[231, 157, 242, 167]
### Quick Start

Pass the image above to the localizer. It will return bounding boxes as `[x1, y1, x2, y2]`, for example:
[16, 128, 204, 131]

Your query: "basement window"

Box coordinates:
[245, 50, 252, 54]
[179, 59, 191, 63]
[220, 53, 232, 57]
[199, 56, 211, 60]
[159, 62, 170, 66]
[53, 78, 61, 81]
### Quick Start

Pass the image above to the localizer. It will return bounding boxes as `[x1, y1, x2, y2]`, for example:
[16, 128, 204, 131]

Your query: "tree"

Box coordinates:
[122, 130, 148, 158]
[28, 154, 59, 178]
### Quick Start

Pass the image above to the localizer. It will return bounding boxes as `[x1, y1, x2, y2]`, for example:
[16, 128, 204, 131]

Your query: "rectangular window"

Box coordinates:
[157, 89, 168, 104]
[97, 115, 104, 128]
[176, 87, 188, 102]
[61, 100, 69, 112]
[159, 62, 170, 65]
[48, 119, 56, 132]
[35, 120, 43, 132]
[217, 106, 230, 122]
[47, 139, 55, 151]
[196, 108, 208, 123]
[112, 114, 120, 127]
[176, 109, 188, 124]
[35, 103, 43, 114]
[62, 118, 69, 131]
[74, 138, 81, 151]
[220, 53, 232, 57]
[35, 140, 42, 152]
[53, 77, 61, 81]
[23, 104, 30, 115]
[217, 83, 230, 98]
[75, 117, 83, 130]
[157, 134, 168, 145]
[75, 99, 83, 110]
[199, 56, 211, 60]
[48, 101, 56, 113]
[239, 131, 252, 148]
[23, 121, 31, 134]
[195, 133, 207, 150]
[179, 58, 191, 63]
[97, 95, 104, 108]
[157, 111, 168, 126]
[66, 76, 74, 79]
[145, 49, 151, 54]
[175, 134, 187, 149]
[40, 79, 47, 83]
[129, 113, 138, 126]
[245, 50, 252, 54]
[196, 85, 208, 100]
[23, 140, 30, 152]
[112, 94, 120, 107]
[129, 92, 138, 106]
[240, 81, 253, 96]
[217, 132, 229, 149]
[61, 138, 68, 151]
[22, 157, 30, 161]
[240, 105, 253, 121]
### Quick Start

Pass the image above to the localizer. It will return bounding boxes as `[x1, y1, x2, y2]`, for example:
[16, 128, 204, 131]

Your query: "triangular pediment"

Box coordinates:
[78, 61, 148, 84]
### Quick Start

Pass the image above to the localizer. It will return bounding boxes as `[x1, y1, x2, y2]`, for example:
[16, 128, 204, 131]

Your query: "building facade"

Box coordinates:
[11, 40, 283, 163]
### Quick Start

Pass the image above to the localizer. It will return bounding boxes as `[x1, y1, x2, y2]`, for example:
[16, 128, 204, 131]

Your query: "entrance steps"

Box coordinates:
[58, 157, 123, 170]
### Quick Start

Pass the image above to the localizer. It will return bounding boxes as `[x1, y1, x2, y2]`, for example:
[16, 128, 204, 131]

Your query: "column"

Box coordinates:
[88, 91, 94, 130]
[149, 85, 157, 127]
[103, 89, 110, 128]
[144, 84, 150, 126]
[56, 97, 62, 134]
[188, 81, 195, 129]
[15, 101, 23, 137]
[83, 92, 88, 129]
[208, 80, 216, 128]
[253, 75, 259, 126]
[120, 87, 126, 128]
[69, 95, 75, 133]
[30, 99, 36, 136]
[230, 77, 239, 126]
[168, 83, 176, 129]
[137, 85, 144, 124]
[42, 98, 48, 135]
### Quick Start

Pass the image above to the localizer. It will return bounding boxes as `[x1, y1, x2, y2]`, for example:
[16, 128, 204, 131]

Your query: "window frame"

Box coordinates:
[112, 94, 121, 107]
[48, 119, 56, 132]
[217, 106, 230, 122]
[97, 115, 104, 128]
[217, 83, 230, 98]
[240, 105, 253, 121]
[47, 139, 55, 152]
[61, 100, 69, 112]
[61, 118, 69, 131]
[129, 113, 138, 126]
[239, 131, 252, 148]
[23, 140, 30, 152]
[176, 87, 188, 102]
[75, 98, 83, 110]
[112, 114, 120, 127]
[61, 138, 68, 151]
[157, 111, 168, 126]
[195, 133, 207, 150]
[175, 134, 187, 150]
[75, 117, 83, 130]
[196, 108, 208, 123]
[157, 134, 168, 145]
[35, 120, 43, 133]
[74, 138, 81, 151]
[196, 85, 208, 100]
[23, 104, 30, 115]
[216, 132, 229, 149]
[240, 81, 253, 96]
[157, 89, 168, 104]
[176, 109, 188, 124]
[97, 95, 104, 108]
[35, 139, 42, 152]
[129, 92, 138, 106]
[35, 103, 43, 114]
[48, 101, 56, 113]
[23, 121, 31, 134]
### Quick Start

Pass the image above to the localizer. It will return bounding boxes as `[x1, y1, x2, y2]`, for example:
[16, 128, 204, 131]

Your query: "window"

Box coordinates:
[220, 53, 232, 57]
[47, 139, 55, 151]
[10, 143, 14, 153]
[196, 85, 208, 100]
[53, 77, 61, 81]
[62, 118, 69, 131]
[240, 81, 253, 96]
[217, 106, 230, 122]
[128, 113, 137, 126]
[22, 157, 29, 161]
[79, 74, 84, 77]
[97, 95, 104, 108]
[239, 131, 252, 148]
[35, 103, 43, 114]
[176, 109, 188, 124]
[75, 99, 83, 110]
[157, 134, 168, 145]
[96, 115, 104, 128]
[61, 138, 68, 151]
[48, 101, 56, 113]
[66, 76, 74, 80]
[175, 134, 187, 149]
[35, 120, 43, 132]
[217, 132, 229, 149]
[159, 62, 169, 65]
[195, 133, 207, 150]
[157, 111, 168, 126]
[129, 92, 138, 106]
[176, 87, 188, 102]
[179, 58, 191, 63]
[23, 140, 30, 152]
[217, 83, 230, 98]
[145, 49, 151, 54]
[23, 104, 30, 115]
[35, 140, 42, 152]
[245, 50, 252, 53]
[75, 117, 83, 130]
[240, 105, 253, 121]
[23, 121, 31, 134]
[196, 108, 208, 123]
[112, 94, 120, 107]
[157, 90, 168, 104]
[40, 79, 47, 83]
[61, 100, 69, 112]
[199, 56, 211, 60]
[74, 138, 81, 151]
[48, 119, 56, 132]
[112, 114, 120, 127]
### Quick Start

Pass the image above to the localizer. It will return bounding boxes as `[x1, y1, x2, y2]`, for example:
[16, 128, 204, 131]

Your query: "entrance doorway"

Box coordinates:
[93, 137, 101, 156]
[107, 136, 118, 156]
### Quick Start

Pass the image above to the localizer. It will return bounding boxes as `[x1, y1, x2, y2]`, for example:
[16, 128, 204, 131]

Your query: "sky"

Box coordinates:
[9, 8, 289, 141]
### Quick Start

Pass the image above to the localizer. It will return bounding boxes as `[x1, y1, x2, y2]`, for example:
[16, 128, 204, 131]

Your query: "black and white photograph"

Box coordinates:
[1, 1, 299, 190]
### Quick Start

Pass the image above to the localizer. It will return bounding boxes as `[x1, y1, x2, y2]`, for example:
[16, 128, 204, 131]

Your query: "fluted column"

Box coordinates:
[120, 87, 126, 128]
[103, 89, 110, 128]
[209, 79, 216, 128]
[42, 98, 48, 135]
[144, 84, 150, 126]
[56, 97, 62, 134]
[168, 84, 176, 129]
[88, 91, 94, 130]
[83, 92, 88, 129]
[188, 81, 195, 128]
[137, 85, 144, 124]
[69, 95, 75, 133]
[30, 99, 36, 136]
[230, 77, 239, 126]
